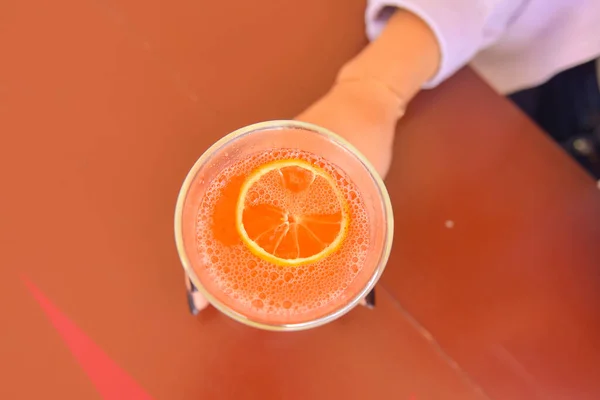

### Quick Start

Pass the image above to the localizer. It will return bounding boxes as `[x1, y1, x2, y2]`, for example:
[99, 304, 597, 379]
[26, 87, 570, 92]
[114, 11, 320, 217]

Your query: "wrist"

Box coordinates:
[338, 9, 441, 105]
[331, 77, 406, 123]
[336, 70, 408, 116]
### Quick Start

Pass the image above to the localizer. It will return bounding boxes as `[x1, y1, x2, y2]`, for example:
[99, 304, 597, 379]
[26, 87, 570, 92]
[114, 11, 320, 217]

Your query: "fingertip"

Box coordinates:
[187, 291, 210, 315]
[186, 276, 210, 315]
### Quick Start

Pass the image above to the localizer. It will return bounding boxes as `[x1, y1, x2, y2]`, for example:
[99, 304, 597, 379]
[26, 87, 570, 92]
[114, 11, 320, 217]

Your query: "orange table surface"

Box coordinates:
[1, 0, 600, 399]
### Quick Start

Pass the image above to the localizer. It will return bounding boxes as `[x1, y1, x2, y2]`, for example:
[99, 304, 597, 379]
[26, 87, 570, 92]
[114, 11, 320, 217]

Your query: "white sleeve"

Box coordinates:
[366, 0, 527, 88]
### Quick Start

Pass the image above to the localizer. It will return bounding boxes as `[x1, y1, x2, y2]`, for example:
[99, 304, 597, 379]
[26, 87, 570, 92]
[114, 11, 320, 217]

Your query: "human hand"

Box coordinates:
[186, 79, 404, 314]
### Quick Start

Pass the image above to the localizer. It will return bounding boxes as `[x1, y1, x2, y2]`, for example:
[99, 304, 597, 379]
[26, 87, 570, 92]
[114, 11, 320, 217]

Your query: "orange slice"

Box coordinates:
[236, 159, 349, 266]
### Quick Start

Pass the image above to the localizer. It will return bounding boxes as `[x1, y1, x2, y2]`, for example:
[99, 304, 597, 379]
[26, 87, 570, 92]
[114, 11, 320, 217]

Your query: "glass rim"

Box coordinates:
[174, 120, 394, 331]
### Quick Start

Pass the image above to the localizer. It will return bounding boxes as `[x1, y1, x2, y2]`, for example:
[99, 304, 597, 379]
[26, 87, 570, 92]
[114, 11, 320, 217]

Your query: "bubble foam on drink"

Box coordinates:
[195, 149, 371, 323]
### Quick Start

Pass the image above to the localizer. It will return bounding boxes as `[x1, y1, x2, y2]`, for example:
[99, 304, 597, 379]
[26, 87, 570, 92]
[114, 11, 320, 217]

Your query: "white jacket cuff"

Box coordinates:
[365, 0, 492, 89]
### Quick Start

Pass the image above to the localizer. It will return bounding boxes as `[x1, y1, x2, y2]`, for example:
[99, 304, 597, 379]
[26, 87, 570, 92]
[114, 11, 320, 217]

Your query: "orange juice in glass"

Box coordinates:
[175, 120, 393, 330]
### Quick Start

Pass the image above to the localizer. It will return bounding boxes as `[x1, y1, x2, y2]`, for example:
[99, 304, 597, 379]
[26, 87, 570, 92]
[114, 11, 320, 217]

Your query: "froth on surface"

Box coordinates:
[195, 149, 371, 324]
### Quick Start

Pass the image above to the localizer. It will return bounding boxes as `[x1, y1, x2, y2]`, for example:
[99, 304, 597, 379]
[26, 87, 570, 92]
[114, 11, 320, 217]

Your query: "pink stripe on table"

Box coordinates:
[22, 277, 153, 400]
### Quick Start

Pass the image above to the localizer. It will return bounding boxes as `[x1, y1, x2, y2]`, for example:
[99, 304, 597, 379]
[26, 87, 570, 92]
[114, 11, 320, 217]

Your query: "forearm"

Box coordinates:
[337, 9, 441, 113]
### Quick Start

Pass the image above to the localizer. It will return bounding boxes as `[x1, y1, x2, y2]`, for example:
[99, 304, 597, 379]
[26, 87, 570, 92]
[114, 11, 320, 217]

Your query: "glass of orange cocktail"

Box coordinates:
[174, 120, 393, 331]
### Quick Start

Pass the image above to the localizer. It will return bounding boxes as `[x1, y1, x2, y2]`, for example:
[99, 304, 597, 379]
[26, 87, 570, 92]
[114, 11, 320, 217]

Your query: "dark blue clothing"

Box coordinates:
[509, 60, 600, 178]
